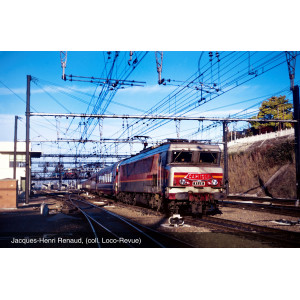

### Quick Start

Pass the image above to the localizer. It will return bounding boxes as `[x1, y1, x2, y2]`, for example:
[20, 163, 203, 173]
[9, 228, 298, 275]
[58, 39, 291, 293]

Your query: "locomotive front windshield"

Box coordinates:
[199, 152, 219, 164]
[169, 150, 220, 164]
[171, 151, 193, 163]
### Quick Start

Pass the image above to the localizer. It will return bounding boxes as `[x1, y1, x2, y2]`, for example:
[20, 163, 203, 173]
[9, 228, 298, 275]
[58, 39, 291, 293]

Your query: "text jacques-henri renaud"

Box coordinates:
[11, 237, 84, 245]
[11, 237, 141, 245]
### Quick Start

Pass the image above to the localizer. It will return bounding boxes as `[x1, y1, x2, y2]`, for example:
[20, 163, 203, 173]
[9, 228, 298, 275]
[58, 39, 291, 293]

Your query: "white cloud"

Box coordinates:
[0, 114, 26, 141]
[0, 84, 97, 97]
[0, 83, 174, 98]
[0, 87, 26, 96]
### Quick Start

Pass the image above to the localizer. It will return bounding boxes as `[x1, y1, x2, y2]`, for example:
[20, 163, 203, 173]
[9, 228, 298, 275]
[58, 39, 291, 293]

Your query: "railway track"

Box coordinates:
[183, 215, 300, 247]
[219, 200, 300, 217]
[91, 194, 300, 247]
[37, 191, 300, 247]
[76, 192, 300, 243]
[68, 195, 192, 248]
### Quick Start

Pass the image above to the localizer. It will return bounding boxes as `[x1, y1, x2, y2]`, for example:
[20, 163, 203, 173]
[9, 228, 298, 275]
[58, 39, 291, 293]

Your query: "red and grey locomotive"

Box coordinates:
[82, 139, 225, 215]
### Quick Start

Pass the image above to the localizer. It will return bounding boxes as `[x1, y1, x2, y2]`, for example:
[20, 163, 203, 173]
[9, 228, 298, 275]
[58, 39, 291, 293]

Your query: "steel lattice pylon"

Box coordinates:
[285, 51, 298, 90]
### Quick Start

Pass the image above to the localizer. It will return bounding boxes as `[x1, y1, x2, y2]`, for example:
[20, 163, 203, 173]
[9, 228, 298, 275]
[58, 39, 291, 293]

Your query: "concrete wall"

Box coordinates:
[228, 128, 294, 147]
[0, 153, 25, 185]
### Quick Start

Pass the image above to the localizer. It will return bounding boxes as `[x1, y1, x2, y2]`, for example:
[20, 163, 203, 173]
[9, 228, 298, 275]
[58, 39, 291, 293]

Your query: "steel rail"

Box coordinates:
[69, 197, 134, 248]
[220, 200, 300, 217]
[37, 191, 102, 247]
[100, 201, 195, 248]
[186, 215, 300, 247]
[69, 197, 101, 248]
[74, 197, 165, 248]
[100, 207, 166, 248]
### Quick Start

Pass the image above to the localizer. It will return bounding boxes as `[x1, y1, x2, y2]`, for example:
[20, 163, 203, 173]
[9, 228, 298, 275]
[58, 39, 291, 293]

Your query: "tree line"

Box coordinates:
[248, 95, 293, 134]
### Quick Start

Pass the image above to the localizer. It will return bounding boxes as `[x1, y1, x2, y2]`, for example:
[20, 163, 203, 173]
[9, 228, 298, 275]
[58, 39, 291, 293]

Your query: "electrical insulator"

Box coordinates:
[60, 51, 67, 80]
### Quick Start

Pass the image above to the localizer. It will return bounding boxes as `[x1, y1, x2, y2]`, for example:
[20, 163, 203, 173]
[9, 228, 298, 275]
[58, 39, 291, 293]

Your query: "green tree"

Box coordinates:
[250, 95, 293, 130]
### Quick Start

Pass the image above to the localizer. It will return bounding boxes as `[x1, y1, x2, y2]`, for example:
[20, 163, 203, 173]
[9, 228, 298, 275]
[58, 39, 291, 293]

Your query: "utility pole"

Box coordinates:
[293, 85, 300, 204]
[286, 51, 297, 90]
[286, 51, 299, 204]
[75, 148, 78, 190]
[25, 75, 31, 204]
[59, 162, 62, 191]
[223, 121, 229, 196]
[13, 116, 18, 180]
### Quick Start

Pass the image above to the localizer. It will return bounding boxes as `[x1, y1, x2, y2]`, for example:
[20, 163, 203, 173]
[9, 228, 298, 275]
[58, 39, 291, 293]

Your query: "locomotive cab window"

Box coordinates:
[199, 152, 219, 164]
[171, 151, 193, 163]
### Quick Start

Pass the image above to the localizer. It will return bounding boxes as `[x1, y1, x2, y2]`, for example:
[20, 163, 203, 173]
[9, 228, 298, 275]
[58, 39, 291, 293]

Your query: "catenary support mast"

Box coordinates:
[223, 121, 229, 196]
[13, 116, 18, 180]
[293, 85, 300, 203]
[286, 51, 299, 204]
[25, 75, 31, 204]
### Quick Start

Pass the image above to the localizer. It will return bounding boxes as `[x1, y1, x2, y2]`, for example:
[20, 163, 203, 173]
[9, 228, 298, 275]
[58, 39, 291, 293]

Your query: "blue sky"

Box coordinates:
[0, 51, 298, 154]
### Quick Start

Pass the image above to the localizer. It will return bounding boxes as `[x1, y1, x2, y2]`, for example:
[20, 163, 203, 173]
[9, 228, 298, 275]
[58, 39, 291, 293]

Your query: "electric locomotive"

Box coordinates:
[82, 139, 225, 215]
[117, 139, 224, 214]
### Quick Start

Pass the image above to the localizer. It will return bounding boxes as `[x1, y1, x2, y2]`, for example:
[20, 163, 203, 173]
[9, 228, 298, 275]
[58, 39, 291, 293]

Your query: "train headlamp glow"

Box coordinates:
[211, 179, 218, 186]
[179, 178, 187, 185]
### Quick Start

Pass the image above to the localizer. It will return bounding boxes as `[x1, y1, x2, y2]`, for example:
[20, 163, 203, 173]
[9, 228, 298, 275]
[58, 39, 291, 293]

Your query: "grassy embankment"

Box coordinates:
[227, 138, 296, 199]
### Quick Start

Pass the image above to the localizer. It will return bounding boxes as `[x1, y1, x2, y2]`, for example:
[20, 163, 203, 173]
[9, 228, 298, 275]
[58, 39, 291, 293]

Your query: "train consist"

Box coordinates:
[81, 139, 225, 215]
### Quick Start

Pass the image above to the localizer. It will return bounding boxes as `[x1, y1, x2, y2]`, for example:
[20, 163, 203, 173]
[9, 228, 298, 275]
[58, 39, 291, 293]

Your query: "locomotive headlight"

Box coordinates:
[211, 179, 218, 186]
[179, 178, 187, 185]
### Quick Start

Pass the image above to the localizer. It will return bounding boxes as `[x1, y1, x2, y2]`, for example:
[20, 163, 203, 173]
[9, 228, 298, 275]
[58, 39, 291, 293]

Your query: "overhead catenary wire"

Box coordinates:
[17, 51, 299, 172]
[39, 51, 291, 155]
[110, 54, 268, 138]
[106, 52, 234, 142]
[186, 83, 295, 139]
[98, 52, 297, 159]
[27, 52, 148, 155]
[113, 52, 292, 148]
[0, 79, 66, 138]
[29, 112, 296, 123]
[31, 51, 290, 159]
[78, 51, 149, 150]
